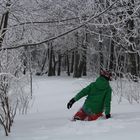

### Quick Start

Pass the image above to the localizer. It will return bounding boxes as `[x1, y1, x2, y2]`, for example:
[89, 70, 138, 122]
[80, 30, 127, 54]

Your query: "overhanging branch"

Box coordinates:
[1, 0, 118, 51]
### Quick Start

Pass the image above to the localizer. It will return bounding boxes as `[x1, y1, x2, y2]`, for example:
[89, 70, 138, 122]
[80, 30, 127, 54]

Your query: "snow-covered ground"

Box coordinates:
[0, 76, 140, 140]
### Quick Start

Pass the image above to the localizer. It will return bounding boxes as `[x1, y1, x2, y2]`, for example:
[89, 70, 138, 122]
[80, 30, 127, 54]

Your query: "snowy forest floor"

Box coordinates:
[0, 76, 140, 140]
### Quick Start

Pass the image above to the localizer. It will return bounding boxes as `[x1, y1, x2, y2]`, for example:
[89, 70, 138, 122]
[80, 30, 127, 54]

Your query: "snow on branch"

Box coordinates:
[0, 72, 27, 81]
[0, 0, 118, 51]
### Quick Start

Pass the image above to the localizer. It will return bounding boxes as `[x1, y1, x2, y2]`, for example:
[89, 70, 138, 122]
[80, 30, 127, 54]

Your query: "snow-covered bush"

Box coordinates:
[0, 50, 31, 136]
[112, 74, 140, 104]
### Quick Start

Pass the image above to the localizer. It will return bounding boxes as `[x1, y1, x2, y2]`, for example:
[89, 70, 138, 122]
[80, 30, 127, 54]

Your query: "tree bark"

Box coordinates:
[66, 52, 70, 76]
[127, 0, 137, 81]
[73, 50, 80, 78]
[48, 46, 53, 76]
[40, 50, 48, 74]
[99, 29, 103, 71]
[0, 2, 10, 48]
[70, 51, 74, 73]
[52, 50, 56, 76]
[109, 39, 115, 71]
[57, 52, 62, 76]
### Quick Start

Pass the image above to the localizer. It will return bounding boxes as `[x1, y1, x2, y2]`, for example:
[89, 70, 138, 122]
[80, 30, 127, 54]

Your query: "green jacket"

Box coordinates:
[74, 76, 112, 115]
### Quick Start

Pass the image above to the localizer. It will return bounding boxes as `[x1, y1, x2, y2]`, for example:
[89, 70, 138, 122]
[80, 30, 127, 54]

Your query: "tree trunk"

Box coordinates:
[78, 59, 84, 77]
[57, 52, 61, 76]
[97, 29, 103, 72]
[40, 50, 48, 75]
[23, 47, 28, 75]
[48, 46, 53, 76]
[73, 32, 81, 78]
[0, 2, 10, 48]
[138, 54, 140, 77]
[73, 50, 80, 78]
[82, 55, 87, 76]
[52, 50, 56, 76]
[127, 0, 137, 81]
[0, 13, 9, 47]
[109, 40, 115, 71]
[70, 51, 74, 73]
[82, 30, 87, 76]
[66, 53, 70, 76]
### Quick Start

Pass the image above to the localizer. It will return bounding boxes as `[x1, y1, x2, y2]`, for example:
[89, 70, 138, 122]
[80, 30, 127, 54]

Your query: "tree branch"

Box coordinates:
[9, 17, 80, 28]
[1, 0, 118, 51]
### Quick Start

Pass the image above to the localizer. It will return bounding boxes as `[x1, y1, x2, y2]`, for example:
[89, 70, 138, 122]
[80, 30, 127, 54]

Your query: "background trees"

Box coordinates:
[0, 0, 140, 136]
[1, 0, 140, 79]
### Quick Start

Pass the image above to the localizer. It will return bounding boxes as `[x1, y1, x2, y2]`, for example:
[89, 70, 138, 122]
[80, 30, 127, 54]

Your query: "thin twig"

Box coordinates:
[0, 0, 118, 51]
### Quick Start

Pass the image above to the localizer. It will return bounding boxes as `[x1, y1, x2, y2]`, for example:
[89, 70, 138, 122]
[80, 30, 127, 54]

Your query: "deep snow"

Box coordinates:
[0, 76, 140, 140]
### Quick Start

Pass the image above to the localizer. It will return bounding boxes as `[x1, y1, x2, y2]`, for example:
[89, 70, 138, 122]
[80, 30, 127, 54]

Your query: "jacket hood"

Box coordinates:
[94, 76, 109, 90]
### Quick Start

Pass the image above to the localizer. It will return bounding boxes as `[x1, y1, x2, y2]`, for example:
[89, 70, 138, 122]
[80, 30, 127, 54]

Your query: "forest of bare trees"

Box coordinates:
[0, 0, 140, 136]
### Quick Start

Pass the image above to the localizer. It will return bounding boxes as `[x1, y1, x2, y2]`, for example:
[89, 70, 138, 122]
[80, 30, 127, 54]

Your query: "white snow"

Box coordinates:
[0, 76, 140, 140]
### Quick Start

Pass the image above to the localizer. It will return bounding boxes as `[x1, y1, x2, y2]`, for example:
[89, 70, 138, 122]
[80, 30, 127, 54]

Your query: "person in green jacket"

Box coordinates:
[67, 70, 112, 121]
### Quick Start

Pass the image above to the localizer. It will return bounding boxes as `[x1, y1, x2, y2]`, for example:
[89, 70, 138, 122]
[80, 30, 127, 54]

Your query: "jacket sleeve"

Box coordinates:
[104, 87, 112, 115]
[74, 83, 92, 101]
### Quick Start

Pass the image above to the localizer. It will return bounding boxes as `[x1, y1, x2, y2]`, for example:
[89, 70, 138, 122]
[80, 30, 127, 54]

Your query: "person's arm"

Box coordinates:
[67, 83, 92, 109]
[104, 87, 112, 118]
[74, 83, 92, 101]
